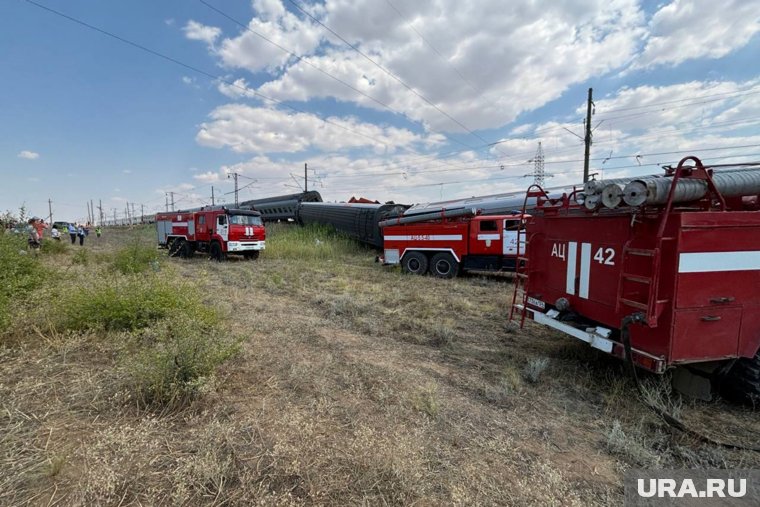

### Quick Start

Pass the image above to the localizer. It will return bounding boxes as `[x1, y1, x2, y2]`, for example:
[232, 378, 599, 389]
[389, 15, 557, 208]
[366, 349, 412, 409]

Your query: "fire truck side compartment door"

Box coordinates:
[157, 220, 170, 245]
[671, 306, 741, 362]
[217, 215, 228, 242]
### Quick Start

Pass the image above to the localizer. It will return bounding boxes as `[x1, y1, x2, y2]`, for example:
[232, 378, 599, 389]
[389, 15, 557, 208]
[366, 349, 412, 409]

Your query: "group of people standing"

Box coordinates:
[26, 217, 102, 249]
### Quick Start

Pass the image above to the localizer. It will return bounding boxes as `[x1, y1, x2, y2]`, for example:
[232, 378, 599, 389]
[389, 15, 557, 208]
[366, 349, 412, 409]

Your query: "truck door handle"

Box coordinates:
[709, 297, 735, 304]
[701, 315, 721, 322]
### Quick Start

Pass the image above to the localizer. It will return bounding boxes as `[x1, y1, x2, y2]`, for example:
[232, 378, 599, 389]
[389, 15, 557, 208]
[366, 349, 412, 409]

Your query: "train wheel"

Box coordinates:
[210, 242, 226, 262]
[402, 251, 428, 275]
[720, 352, 760, 405]
[429, 252, 458, 279]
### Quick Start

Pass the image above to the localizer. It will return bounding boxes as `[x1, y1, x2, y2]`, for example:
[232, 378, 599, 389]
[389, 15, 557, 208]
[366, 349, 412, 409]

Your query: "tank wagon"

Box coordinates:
[512, 156, 760, 402]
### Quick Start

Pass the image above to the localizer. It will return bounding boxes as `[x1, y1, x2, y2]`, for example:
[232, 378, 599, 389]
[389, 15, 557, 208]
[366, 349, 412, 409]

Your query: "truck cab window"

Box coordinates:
[504, 220, 520, 231]
[217, 215, 227, 226]
[198, 216, 205, 225]
[480, 220, 497, 232]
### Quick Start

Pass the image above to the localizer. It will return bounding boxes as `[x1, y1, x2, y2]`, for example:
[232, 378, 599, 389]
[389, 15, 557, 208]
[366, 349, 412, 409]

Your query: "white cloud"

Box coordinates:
[195, 104, 444, 154]
[193, 171, 222, 183]
[183, 20, 222, 46]
[215, 4, 323, 73]
[122, 169, 132, 174]
[18, 150, 39, 160]
[238, 0, 646, 131]
[633, 0, 760, 69]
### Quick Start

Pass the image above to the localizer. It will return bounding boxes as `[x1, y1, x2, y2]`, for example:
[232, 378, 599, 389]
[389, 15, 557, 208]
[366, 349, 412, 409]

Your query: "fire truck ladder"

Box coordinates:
[616, 156, 727, 327]
[508, 185, 548, 328]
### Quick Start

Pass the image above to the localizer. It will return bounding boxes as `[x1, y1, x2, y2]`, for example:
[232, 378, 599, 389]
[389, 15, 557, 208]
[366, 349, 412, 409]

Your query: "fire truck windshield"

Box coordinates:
[229, 215, 263, 226]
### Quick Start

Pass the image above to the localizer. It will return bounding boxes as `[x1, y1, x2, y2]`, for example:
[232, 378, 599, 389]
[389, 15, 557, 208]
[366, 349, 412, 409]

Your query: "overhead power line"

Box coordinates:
[22, 0, 426, 153]
[286, 0, 497, 151]
[382, 0, 481, 95]
[596, 86, 760, 116]
[199, 0, 499, 157]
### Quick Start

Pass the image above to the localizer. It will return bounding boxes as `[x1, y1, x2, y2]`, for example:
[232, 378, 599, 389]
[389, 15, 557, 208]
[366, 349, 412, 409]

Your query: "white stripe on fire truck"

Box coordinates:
[172, 222, 188, 227]
[566, 241, 577, 295]
[383, 235, 463, 241]
[679, 251, 760, 273]
[579, 243, 591, 299]
[477, 234, 501, 241]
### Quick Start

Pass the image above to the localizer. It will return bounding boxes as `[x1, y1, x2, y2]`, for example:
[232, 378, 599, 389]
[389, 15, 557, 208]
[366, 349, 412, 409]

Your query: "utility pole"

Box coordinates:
[131, 203, 136, 224]
[211, 187, 215, 206]
[125, 205, 131, 226]
[165, 193, 169, 212]
[113, 208, 117, 225]
[304, 162, 308, 192]
[48, 199, 53, 225]
[583, 87, 594, 183]
[228, 173, 239, 206]
[90, 199, 94, 225]
[98, 199, 103, 225]
[170, 192, 175, 211]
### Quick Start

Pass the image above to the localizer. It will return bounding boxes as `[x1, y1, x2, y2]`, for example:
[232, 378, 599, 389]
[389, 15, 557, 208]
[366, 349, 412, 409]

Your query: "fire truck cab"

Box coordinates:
[382, 214, 524, 278]
[156, 206, 265, 261]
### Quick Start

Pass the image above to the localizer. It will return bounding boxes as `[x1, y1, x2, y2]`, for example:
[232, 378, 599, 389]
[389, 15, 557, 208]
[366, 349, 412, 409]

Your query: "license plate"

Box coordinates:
[527, 297, 545, 310]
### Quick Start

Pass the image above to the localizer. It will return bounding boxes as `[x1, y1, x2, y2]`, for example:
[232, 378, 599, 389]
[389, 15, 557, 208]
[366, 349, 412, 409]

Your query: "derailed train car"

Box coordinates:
[297, 201, 409, 248]
[241, 191, 323, 222]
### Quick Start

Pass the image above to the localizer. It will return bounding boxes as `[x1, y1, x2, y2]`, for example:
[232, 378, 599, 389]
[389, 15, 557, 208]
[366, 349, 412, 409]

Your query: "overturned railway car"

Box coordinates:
[241, 191, 322, 222]
[297, 202, 409, 248]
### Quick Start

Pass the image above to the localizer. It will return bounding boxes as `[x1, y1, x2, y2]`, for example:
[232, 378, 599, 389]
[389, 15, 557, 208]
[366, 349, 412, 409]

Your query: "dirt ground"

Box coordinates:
[2, 225, 759, 506]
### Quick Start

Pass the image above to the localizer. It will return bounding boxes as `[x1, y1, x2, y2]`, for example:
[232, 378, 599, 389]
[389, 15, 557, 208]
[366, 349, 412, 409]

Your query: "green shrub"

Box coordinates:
[56, 277, 218, 332]
[265, 223, 365, 260]
[125, 315, 241, 408]
[111, 242, 159, 274]
[72, 248, 89, 266]
[40, 238, 68, 255]
[0, 233, 45, 329]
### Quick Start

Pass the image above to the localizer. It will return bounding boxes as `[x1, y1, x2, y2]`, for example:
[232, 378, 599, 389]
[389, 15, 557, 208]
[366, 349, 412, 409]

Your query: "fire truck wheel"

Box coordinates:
[720, 351, 760, 405]
[168, 239, 181, 257]
[210, 242, 226, 262]
[244, 251, 260, 260]
[401, 251, 428, 275]
[177, 239, 191, 259]
[430, 252, 458, 278]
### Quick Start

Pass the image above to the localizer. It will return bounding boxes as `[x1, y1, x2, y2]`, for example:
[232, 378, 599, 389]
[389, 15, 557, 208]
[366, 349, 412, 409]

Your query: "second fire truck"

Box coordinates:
[379, 207, 524, 278]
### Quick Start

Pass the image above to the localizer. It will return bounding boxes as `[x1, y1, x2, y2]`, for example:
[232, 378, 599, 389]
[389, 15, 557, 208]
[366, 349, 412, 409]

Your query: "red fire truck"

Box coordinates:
[379, 208, 524, 277]
[511, 156, 760, 402]
[155, 206, 265, 261]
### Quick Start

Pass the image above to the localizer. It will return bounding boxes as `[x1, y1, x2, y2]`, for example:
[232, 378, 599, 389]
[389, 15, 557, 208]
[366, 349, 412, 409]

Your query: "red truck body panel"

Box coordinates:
[523, 207, 760, 368]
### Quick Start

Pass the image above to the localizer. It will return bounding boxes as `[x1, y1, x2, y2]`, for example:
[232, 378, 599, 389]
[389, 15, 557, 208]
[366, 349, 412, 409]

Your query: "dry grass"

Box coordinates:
[1, 224, 759, 505]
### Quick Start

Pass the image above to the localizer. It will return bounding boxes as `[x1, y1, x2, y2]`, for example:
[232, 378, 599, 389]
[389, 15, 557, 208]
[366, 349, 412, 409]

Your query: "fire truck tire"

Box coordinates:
[401, 251, 428, 275]
[176, 239, 191, 259]
[210, 242, 226, 262]
[244, 251, 260, 260]
[720, 352, 760, 404]
[429, 252, 459, 278]
[168, 239, 181, 257]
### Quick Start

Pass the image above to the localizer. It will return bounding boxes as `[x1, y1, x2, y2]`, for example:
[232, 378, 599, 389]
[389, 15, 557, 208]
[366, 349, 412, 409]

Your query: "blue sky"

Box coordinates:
[2, 0, 760, 223]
